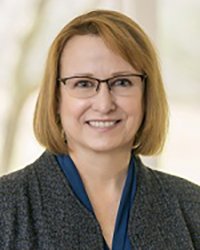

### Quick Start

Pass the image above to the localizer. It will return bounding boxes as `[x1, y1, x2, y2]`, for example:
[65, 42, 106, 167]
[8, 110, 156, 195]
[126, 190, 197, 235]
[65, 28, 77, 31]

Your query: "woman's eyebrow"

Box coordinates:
[68, 71, 136, 77]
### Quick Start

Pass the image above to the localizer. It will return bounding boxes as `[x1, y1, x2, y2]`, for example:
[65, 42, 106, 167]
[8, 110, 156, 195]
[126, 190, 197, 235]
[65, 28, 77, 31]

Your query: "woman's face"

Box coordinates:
[59, 35, 144, 154]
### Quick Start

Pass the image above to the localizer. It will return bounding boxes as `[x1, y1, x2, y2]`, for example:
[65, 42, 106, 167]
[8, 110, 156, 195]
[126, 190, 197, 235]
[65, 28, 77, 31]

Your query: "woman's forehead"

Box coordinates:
[60, 35, 137, 76]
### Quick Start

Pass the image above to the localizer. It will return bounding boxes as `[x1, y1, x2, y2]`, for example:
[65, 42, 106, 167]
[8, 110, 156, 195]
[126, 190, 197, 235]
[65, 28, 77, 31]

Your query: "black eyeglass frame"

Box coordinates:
[57, 73, 147, 92]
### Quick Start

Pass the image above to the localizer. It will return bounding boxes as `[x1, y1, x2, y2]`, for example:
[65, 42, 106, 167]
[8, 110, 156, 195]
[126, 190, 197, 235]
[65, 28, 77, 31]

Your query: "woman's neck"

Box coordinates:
[69, 147, 132, 188]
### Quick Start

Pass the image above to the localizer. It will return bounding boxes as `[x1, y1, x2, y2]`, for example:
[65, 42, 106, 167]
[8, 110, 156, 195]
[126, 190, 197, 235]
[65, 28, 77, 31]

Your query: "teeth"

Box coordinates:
[88, 121, 117, 128]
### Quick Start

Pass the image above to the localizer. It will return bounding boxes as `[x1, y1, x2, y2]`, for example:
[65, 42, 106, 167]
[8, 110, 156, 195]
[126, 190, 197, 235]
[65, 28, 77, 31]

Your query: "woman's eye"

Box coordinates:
[112, 79, 133, 87]
[74, 80, 94, 88]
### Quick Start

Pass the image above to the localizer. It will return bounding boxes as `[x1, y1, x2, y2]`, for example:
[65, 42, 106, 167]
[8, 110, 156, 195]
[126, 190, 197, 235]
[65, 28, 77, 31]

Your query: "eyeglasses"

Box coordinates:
[57, 73, 147, 99]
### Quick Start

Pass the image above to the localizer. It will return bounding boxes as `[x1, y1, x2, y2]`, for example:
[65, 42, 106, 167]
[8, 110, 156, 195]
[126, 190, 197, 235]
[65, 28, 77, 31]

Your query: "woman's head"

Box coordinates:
[34, 9, 168, 155]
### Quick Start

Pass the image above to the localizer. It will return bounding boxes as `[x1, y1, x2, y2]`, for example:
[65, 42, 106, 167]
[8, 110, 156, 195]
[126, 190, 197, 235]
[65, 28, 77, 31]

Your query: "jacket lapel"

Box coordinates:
[128, 158, 194, 250]
[36, 151, 104, 249]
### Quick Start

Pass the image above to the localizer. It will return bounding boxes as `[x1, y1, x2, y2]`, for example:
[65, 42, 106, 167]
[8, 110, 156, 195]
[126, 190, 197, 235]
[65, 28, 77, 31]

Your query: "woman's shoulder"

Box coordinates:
[0, 151, 61, 247]
[0, 151, 56, 203]
[0, 163, 34, 196]
[136, 157, 200, 203]
[150, 167, 200, 203]
[150, 167, 200, 244]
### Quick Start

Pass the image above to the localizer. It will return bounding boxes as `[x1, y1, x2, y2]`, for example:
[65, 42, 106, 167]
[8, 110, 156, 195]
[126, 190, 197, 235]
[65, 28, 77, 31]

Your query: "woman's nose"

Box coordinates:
[91, 84, 116, 113]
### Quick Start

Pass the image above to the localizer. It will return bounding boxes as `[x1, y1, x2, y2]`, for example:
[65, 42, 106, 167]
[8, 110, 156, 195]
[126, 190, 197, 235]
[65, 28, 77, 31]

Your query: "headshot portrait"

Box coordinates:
[0, 7, 199, 250]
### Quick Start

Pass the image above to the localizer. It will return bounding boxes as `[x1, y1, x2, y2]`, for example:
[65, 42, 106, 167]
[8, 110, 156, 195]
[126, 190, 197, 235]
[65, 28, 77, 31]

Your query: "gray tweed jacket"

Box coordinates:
[0, 151, 199, 250]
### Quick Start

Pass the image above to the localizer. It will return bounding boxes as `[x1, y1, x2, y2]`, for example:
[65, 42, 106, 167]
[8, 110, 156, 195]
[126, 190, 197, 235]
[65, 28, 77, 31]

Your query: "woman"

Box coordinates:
[0, 10, 199, 250]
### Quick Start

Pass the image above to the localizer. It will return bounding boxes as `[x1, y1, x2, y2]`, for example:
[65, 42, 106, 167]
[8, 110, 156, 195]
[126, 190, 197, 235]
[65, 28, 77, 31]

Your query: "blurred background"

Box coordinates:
[0, 0, 199, 184]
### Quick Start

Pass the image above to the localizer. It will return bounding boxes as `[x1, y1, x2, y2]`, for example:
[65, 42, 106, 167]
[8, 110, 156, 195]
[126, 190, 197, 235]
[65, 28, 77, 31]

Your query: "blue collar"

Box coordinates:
[56, 154, 136, 250]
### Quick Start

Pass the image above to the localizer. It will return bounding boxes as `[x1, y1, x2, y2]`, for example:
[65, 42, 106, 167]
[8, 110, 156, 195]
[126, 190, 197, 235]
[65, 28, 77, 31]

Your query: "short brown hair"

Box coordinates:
[33, 9, 168, 156]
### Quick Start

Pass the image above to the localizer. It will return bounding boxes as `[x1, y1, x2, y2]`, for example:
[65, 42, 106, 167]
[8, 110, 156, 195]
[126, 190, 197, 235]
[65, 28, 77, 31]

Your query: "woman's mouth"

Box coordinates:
[86, 120, 121, 128]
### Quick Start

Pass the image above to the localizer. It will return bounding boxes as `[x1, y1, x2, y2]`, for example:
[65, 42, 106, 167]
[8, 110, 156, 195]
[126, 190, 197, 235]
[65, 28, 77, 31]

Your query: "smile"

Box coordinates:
[87, 120, 120, 128]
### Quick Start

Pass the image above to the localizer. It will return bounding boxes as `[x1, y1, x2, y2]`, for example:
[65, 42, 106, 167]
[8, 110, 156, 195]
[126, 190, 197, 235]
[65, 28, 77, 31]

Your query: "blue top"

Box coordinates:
[56, 154, 137, 250]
